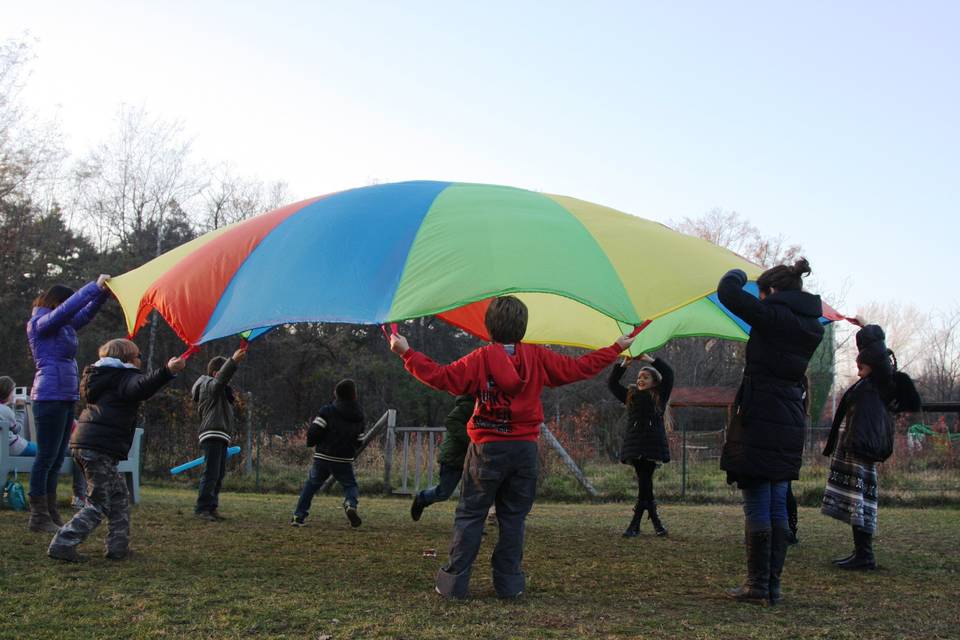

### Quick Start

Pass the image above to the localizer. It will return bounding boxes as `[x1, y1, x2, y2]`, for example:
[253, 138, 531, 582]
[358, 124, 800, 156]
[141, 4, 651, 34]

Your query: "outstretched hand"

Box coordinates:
[232, 348, 248, 363]
[166, 356, 187, 374]
[615, 333, 637, 351]
[390, 333, 410, 355]
[96, 274, 112, 289]
[636, 353, 655, 364]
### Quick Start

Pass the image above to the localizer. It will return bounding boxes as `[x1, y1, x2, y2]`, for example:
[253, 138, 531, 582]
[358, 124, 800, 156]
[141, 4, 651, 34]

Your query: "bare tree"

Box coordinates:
[202, 164, 288, 230]
[0, 37, 64, 202]
[73, 104, 204, 254]
[919, 308, 960, 402]
[73, 105, 206, 367]
[672, 208, 802, 268]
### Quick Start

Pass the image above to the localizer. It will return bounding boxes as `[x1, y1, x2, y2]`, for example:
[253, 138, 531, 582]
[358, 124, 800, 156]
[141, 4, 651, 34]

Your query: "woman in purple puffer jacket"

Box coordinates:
[25, 274, 111, 532]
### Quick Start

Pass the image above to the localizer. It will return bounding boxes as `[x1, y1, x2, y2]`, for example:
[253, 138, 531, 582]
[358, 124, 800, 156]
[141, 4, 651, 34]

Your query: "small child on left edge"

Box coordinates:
[0, 376, 33, 456]
[48, 339, 185, 562]
[291, 379, 365, 528]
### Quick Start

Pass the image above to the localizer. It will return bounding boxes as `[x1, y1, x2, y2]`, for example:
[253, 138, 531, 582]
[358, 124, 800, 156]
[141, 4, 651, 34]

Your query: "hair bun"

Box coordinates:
[791, 257, 812, 278]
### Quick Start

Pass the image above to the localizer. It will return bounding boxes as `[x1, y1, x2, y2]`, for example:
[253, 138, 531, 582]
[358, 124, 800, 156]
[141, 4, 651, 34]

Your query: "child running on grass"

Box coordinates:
[48, 339, 184, 562]
[390, 295, 636, 599]
[291, 379, 366, 528]
[410, 394, 474, 521]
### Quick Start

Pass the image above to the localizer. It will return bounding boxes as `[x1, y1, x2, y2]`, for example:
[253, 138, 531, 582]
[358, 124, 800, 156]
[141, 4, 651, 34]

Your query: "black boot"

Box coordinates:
[768, 527, 789, 605]
[832, 526, 858, 565]
[836, 528, 876, 570]
[622, 501, 644, 538]
[648, 500, 668, 537]
[727, 529, 771, 605]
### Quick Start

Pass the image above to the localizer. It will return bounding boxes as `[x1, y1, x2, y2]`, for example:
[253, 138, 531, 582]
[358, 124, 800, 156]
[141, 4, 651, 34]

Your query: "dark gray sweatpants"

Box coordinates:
[435, 440, 538, 599]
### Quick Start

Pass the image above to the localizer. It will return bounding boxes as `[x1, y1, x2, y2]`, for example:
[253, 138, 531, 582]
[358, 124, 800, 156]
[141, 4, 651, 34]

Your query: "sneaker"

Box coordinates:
[290, 515, 307, 527]
[193, 511, 217, 522]
[105, 548, 134, 560]
[344, 503, 362, 528]
[48, 544, 87, 563]
[210, 510, 227, 521]
[410, 495, 426, 522]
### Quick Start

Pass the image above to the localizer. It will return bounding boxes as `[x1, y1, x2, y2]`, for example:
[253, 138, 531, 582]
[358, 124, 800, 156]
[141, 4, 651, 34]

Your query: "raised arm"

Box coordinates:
[607, 358, 629, 404]
[401, 349, 484, 396]
[31, 282, 104, 337]
[70, 285, 110, 330]
[651, 358, 674, 405]
[716, 269, 775, 330]
[119, 357, 184, 401]
[208, 349, 245, 394]
[541, 343, 622, 388]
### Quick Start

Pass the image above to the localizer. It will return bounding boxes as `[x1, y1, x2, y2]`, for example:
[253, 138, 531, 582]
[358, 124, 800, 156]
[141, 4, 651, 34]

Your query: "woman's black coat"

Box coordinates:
[608, 358, 673, 463]
[716, 269, 825, 484]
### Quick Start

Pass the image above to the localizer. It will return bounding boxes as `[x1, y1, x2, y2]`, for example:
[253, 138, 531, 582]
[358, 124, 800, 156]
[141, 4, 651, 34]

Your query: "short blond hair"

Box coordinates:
[98, 338, 141, 363]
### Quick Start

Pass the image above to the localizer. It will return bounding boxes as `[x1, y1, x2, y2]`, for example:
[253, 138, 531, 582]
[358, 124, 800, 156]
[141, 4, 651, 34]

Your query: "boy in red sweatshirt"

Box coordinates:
[390, 296, 636, 599]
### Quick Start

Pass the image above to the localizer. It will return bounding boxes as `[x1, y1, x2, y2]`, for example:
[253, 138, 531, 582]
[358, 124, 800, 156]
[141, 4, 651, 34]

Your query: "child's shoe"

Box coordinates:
[105, 548, 134, 560]
[48, 543, 87, 563]
[290, 515, 307, 527]
[410, 494, 426, 522]
[343, 502, 362, 528]
[193, 511, 217, 522]
[210, 509, 227, 521]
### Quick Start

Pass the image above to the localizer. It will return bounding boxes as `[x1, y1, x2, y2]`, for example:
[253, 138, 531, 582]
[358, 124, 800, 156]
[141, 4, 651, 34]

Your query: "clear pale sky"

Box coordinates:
[3, 1, 956, 317]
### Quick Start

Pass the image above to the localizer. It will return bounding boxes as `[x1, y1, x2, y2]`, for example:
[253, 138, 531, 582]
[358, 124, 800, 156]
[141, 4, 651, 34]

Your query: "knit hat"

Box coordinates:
[855, 325, 891, 370]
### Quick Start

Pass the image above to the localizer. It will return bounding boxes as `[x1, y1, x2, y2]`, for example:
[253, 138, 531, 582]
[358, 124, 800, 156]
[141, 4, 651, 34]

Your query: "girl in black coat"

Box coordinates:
[608, 354, 673, 537]
[717, 258, 824, 606]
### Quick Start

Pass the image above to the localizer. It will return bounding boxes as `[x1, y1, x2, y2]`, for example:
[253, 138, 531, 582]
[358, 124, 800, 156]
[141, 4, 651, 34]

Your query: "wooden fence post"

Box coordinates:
[540, 423, 599, 498]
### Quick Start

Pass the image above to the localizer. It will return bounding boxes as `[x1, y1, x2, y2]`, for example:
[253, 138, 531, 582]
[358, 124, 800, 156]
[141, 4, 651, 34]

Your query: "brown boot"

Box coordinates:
[47, 493, 64, 527]
[29, 495, 60, 533]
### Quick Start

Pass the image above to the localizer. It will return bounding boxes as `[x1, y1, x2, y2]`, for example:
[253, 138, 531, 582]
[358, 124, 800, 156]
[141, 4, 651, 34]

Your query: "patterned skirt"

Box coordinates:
[820, 430, 879, 534]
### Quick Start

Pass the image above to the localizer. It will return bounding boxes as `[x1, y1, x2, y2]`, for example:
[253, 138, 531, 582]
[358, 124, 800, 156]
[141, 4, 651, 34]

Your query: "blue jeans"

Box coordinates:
[294, 459, 359, 518]
[741, 480, 789, 532]
[30, 401, 74, 496]
[418, 463, 463, 506]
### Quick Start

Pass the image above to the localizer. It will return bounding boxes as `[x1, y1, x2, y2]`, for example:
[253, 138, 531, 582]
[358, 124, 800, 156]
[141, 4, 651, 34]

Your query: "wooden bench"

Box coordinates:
[0, 422, 144, 504]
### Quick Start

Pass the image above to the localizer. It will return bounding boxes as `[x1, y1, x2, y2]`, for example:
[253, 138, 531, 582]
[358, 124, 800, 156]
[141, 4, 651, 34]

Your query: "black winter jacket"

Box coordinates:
[717, 269, 824, 484]
[822, 377, 895, 462]
[608, 359, 673, 463]
[306, 399, 366, 463]
[71, 362, 176, 459]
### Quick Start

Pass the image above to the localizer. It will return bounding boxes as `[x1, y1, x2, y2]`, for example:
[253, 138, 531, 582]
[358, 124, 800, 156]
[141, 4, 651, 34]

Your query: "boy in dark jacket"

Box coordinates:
[291, 379, 366, 528]
[410, 394, 474, 521]
[48, 339, 184, 562]
[192, 348, 246, 521]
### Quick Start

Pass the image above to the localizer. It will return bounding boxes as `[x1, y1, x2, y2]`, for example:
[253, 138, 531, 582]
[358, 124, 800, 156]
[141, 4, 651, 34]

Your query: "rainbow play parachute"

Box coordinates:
[108, 181, 839, 353]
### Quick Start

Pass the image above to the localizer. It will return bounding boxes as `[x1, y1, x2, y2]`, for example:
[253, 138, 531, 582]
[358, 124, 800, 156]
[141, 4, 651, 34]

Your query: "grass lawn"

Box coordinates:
[2, 487, 958, 639]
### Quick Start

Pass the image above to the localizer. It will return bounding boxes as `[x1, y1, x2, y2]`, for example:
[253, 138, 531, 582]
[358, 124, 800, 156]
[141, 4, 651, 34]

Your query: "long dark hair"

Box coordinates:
[33, 285, 75, 310]
[756, 258, 812, 295]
